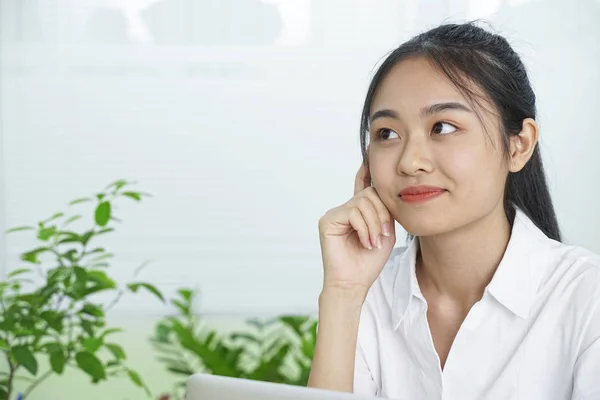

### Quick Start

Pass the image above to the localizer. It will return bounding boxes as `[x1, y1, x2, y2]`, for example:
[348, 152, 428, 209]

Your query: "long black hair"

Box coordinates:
[360, 22, 562, 242]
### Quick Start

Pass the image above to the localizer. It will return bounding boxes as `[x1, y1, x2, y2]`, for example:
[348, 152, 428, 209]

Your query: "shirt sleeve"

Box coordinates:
[353, 341, 378, 396]
[572, 297, 600, 400]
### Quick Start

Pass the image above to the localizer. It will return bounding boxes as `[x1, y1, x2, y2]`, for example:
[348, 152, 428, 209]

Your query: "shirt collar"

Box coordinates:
[486, 208, 550, 319]
[391, 208, 550, 329]
[391, 235, 421, 330]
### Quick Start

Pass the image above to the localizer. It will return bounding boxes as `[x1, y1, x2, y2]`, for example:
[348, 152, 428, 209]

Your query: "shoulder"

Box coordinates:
[537, 236, 600, 298]
[533, 235, 600, 342]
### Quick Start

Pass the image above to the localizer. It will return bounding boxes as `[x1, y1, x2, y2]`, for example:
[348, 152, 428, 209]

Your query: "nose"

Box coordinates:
[396, 135, 433, 176]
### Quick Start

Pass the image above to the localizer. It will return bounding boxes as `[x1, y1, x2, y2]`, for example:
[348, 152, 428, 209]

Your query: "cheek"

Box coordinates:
[368, 149, 395, 183]
[438, 144, 505, 196]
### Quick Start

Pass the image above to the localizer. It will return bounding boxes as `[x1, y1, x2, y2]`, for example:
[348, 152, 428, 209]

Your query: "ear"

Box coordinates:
[508, 118, 538, 173]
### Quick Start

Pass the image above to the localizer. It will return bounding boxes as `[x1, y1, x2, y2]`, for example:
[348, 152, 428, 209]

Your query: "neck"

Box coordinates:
[416, 204, 512, 308]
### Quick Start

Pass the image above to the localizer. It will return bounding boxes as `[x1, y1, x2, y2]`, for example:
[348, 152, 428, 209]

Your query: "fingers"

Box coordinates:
[321, 162, 394, 251]
[354, 163, 371, 195]
[356, 197, 383, 249]
[348, 193, 393, 250]
[348, 207, 372, 249]
[360, 189, 395, 240]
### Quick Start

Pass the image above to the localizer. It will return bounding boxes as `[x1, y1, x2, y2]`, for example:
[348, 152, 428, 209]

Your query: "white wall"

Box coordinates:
[1, 0, 599, 320]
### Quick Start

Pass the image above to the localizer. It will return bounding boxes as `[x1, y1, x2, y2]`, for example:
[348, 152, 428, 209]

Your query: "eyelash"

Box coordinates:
[374, 121, 458, 140]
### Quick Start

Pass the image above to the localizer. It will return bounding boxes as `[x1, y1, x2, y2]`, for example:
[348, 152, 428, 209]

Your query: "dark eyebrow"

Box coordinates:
[420, 102, 472, 118]
[370, 102, 473, 123]
[370, 109, 399, 123]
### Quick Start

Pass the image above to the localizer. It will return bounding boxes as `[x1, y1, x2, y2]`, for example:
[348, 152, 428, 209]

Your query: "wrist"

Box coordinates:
[319, 285, 367, 308]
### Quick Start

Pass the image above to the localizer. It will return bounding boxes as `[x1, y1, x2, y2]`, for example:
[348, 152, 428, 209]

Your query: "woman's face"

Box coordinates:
[368, 56, 510, 236]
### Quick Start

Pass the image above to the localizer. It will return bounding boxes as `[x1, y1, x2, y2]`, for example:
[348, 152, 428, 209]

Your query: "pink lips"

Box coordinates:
[399, 185, 446, 203]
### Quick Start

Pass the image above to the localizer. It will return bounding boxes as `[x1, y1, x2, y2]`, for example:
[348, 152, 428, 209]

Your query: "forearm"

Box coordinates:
[307, 288, 365, 393]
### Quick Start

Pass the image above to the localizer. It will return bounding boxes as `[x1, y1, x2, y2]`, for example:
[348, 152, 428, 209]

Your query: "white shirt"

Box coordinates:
[353, 209, 600, 400]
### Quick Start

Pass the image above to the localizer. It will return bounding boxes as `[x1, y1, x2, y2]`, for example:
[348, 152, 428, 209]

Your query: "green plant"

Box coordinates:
[0, 179, 164, 399]
[151, 289, 317, 400]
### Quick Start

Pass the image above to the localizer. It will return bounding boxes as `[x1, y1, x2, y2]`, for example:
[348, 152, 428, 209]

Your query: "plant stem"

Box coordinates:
[5, 354, 15, 400]
[105, 288, 125, 312]
[21, 369, 53, 399]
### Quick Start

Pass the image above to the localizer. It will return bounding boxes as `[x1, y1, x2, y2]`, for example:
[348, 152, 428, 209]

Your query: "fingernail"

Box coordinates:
[377, 236, 383, 249]
[382, 223, 390, 237]
[367, 240, 373, 250]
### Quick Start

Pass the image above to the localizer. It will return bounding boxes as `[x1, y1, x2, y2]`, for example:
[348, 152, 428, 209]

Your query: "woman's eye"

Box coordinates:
[432, 122, 457, 135]
[376, 128, 399, 140]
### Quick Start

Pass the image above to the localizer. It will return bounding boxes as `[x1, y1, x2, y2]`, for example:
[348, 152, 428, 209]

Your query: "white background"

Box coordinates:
[1, 0, 599, 317]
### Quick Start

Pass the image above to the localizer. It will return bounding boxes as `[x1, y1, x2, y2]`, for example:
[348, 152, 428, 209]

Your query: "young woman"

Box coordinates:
[308, 22, 600, 399]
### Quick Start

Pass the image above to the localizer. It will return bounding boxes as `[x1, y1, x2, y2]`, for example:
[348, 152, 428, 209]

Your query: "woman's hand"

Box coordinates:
[318, 163, 396, 298]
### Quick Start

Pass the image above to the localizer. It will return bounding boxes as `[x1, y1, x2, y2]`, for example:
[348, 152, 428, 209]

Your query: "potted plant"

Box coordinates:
[151, 288, 317, 400]
[0, 180, 164, 399]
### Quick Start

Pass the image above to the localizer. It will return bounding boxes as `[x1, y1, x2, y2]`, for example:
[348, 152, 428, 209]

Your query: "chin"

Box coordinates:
[402, 225, 452, 238]
[395, 210, 457, 237]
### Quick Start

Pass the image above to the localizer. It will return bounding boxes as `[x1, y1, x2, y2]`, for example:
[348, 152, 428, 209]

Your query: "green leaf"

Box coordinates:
[301, 339, 315, 359]
[13, 329, 35, 338]
[105, 179, 129, 192]
[82, 338, 103, 353]
[80, 230, 95, 245]
[100, 328, 123, 339]
[81, 319, 95, 337]
[0, 319, 14, 331]
[62, 249, 78, 262]
[87, 253, 114, 263]
[74, 266, 88, 283]
[167, 365, 195, 375]
[8, 268, 32, 279]
[12, 345, 38, 376]
[0, 387, 6, 400]
[153, 323, 172, 343]
[21, 247, 50, 264]
[156, 356, 189, 369]
[47, 266, 69, 284]
[0, 339, 7, 350]
[246, 319, 267, 331]
[127, 368, 143, 387]
[80, 303, 104, 318]
[42, 342, 62, 354]
[205, 331, 217, 347]
[64, 215, 82, 225]
[279, 316, 309, 337]
[40, 310, 64, 332]
[308, 320, 318, 337]
[84, 247, 105, 255]
[70, 197, 92, 205]
[122, 191, 142, 201]
[44, 212, 64, 224]
[37, 226, 57, 241]
[105, 343, 126, 360]
[86, 270, 117, 289]
[127, 283, 164, 302]
[172, 300, 190, 316]
[105, 360, 121, 369]
[50, 351, 66, 374]
[75, 351, 106, 382]
[6, 226, 34, 233]
[177, 288, 194, 301]
[57, 231, 82, 244]
[95, 202, 111, 227]
[90, 262, 110, 269]
[231, 333, 260, 344]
